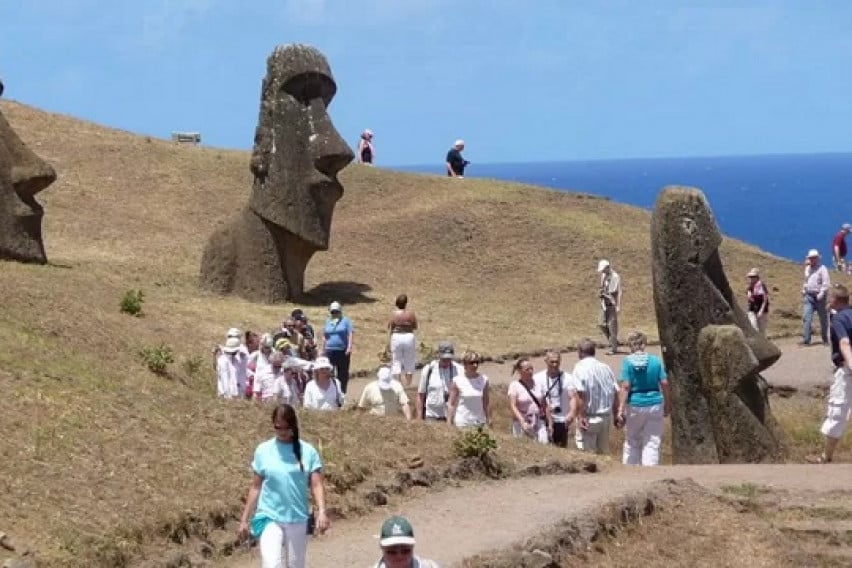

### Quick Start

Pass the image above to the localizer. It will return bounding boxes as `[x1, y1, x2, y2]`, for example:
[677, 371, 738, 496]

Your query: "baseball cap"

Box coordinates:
[597, 259, 610, 272]
[377, 367, 393, 390]
[438, 341, 455, 359]
[379, 516, 416, 547]
[807, 249, 820, 258]
[329, 301, 342, 312]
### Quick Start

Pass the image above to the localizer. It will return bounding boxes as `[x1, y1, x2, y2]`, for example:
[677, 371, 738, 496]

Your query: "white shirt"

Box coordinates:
[418, 360, 463, 419]
[572, 357, 618, 416]
[303, 378, 345, 411]
[452, 373, 488, 428]
[253, 368, 294, 403]
[216, 352, 248, 399]
[533, 369, 575, 423]
[803, 263, 830, 297]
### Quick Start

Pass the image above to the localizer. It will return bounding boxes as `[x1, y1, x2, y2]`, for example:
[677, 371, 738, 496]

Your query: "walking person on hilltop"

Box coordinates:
[801, 249, 831, 346]
[388, 294, 418, 387]
[321, 301, 353, 393]
[417, 342, 463, 421]
[447, 351, 491, 428]
[445, 139, 469, 178]
[237, 404, 329, 568]
[808, 284, 852, 464]
[217, 336, 248, 399]
[534, 351, 575, 448]
[746, 268, 770, 336]
[597, 259, 623, 355]
[572, 338, 620, 455]
[833, 223, 851, 273]
[358, 129, 375, 165]
[617, 330, 671, 466]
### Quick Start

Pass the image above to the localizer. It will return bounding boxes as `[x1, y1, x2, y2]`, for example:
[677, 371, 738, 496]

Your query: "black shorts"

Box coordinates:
[551, 422, 568, 447]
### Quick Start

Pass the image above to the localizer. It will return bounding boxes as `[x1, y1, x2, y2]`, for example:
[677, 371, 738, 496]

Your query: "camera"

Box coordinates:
[443, 391, 450, 403]
[553, 406, 562, 414]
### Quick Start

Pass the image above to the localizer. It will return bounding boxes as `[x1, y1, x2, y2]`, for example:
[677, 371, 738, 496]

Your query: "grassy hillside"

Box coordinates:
[0, 100, 839, 566]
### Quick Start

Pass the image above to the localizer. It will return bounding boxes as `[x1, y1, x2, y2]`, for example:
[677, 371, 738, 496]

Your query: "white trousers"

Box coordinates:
[575, 416, 611, 454]
[390, 332, 417, 374]
[622, 404, 663, 466]
[259, 521, 308, 568]
[747, 311, 769, 336]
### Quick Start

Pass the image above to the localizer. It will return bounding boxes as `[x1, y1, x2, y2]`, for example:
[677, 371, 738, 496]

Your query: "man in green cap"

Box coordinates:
[372, 515, 440, 568]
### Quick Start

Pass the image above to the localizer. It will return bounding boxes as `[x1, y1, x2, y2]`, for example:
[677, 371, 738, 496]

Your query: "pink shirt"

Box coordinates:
[508, 380, 545, 422]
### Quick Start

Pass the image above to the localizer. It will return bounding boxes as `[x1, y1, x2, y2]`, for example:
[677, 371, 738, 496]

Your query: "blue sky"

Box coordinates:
[3, 1, 852, 165]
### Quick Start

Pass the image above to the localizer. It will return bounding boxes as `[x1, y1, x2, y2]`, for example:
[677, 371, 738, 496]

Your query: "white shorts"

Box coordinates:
[390, 332, 417, 374]
[821, 401, 852, 439]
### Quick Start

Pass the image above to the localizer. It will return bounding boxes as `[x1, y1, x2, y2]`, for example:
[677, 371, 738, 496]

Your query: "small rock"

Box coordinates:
[0, 534, 14, 552]
[365, 490, 388, 506]
[199, 542, 214, 558]
[3, 558, 36, 568]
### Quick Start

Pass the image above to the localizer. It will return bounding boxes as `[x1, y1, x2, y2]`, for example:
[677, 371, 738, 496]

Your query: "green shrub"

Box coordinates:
[138, 344, 174, 376]
[181, 355, 205, 381]
[120, 289, 145, 316]
[453, 425, 498, 460]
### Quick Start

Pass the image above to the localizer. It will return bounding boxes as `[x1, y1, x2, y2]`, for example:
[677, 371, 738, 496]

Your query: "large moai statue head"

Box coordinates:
[248, 44, 354, 250]
[651, 186, 784, 464]
[0, 81, 58, 263]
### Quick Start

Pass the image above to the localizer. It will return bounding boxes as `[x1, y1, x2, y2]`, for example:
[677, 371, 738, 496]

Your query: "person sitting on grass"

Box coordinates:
[809, 284, 852, 464]
[372, 515, 440, 568]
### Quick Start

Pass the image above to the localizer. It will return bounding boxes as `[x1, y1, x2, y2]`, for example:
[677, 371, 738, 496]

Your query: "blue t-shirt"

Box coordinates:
[323, 316, 352, 352]
[620, 353, 666, 407]
[251, 438, 322, 523]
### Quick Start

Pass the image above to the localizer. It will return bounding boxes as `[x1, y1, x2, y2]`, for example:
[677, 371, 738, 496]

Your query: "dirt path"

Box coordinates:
[223, 464, 852, 568]
[222, 339, 840, 567]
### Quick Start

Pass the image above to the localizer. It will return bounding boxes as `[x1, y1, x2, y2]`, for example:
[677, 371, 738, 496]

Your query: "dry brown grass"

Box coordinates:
[0, 100, 846, 565]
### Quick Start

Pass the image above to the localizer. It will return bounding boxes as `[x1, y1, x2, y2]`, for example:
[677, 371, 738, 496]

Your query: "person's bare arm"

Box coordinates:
[841, 337, 852, 370]
[483, 383, 492, 426]
[446, 162, 456, 177]
[402, 402, 412, 421]
[238, 473, 263, 541]
[446, 383, 459, 425]
[617, 381, 629, 422]
[310, 471, 330, 533]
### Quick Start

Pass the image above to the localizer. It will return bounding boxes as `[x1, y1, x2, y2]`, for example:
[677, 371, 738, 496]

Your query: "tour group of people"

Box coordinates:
[356, 129, 471, 180]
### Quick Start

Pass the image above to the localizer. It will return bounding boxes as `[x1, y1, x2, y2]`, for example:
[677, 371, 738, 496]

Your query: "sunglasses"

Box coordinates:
[273, 422, 292, 432]
[385, 546, 413, 556]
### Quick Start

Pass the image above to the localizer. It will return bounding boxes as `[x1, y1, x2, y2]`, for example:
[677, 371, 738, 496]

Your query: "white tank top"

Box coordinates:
[453, 373, 488, 427]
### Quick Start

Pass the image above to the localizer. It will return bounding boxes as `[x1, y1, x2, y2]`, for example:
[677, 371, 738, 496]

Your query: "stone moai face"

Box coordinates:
[0, 89, 57, 263]
[248, 44, 354, 250]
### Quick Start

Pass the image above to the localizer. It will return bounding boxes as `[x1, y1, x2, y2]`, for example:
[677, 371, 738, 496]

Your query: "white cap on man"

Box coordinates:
[329, 301, 342, 312]
[807, 249, 820, 258]
[597, 259, 610, 272]
[377, 367, 394, 390]
[454, 139, 465, 148]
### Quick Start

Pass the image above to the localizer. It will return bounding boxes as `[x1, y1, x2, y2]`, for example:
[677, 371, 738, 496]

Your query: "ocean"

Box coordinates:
[399, 153, 852, 262]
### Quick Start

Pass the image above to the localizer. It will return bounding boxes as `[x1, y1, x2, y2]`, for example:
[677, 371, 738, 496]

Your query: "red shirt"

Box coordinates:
[833, 231, 848, 258]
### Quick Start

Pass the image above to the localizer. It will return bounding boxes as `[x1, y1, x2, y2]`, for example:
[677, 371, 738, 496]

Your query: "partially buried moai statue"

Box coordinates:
[651, 186, 785, 464]
[0, 79, 58, 263]
[200, 45, 354, 303]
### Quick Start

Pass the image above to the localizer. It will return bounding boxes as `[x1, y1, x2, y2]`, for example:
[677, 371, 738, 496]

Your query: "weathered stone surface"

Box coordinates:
[0, 83, 57, 264]
[200, 45, 353, 302]
[651, 186, 784, 464]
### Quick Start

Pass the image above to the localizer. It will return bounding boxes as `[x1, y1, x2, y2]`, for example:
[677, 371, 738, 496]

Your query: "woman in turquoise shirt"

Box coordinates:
[616, 330, 672, 466]
[322, 300, 354, 393]
[238, 404, 329, 568]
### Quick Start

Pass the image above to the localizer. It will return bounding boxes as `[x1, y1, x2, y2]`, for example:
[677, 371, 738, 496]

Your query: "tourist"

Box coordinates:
[358, 129, 374, 165]
[237, 404, 329, 568]
[251, 334, 275, 381]
[357, 367, 412, 419]
[508, 358, 549, 443]
[254, 351, 295, 405]
[597, 259, 622, 355]
[217, 336, 248, 399]
[213, 326, 246, 362]
[388, 294, 418, 387]
[371, 515, 440, 568]
[617, 331, 671, 466]
[801, 249, 831, 346]
[832, 223, 851, 272]
[447, 351, 491, 428]
[534, 351, 575, 447]
[302, 357, 344, 411]
[445, 139, 469, 178]
[810, 284, 852, 464]
[292, 309, 317, 360]
[417, 341, 463, 421]
[572, 338, 620, 454]
[322, 301, 354, 393]
[244, 330, 261, 400]
[746, 268, 770, 335]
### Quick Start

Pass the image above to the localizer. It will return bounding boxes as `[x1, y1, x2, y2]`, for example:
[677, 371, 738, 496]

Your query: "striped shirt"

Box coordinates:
[572, 357, 618, 416]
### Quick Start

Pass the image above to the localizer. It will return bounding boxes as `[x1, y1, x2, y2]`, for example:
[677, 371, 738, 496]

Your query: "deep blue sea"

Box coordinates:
[399, 153, 852, 262]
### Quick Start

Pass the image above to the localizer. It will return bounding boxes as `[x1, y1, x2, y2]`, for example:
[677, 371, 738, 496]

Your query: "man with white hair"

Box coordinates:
[597, 259, 622, 355]
[445, 139, 469, 178]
